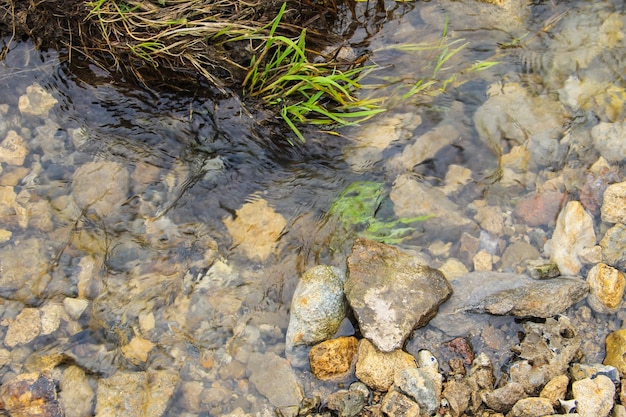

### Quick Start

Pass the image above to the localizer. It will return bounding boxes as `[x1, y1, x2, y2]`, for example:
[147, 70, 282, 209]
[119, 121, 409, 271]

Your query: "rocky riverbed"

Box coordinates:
[0, 0, 625, 416]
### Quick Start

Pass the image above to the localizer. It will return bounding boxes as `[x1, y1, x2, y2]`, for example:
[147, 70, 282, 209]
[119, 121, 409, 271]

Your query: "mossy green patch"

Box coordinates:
[328, 180, 433, 244]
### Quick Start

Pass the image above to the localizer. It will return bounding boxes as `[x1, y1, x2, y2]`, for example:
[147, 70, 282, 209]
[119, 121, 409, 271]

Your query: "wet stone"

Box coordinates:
[441, 379, 471, 417]
[592, 121, 626, 163]
[392, 351, 442, 416]
[570, 363, 619, 385]
[223, 197, 286, 261]
[548, 201, 597, 276]
[354, 338, 416, 392]
[18, 83, 58, 117]
[600, 223, 626, 270]
[514, 190, 566, 227]
[308, 336, 358, 381]
[482, 382, 526, 413]
[602, 181, 626, 224]
[95, 371, 146, 417]
[247, 351, 303, 408]
[380, 390, 420, 417]
[326, 389, 366, 417]
[72, 160, 129, 217]
[59, 365, 94, 417]
[4, 307, 41, 348]
[345, 238, 452, 352]
[0, 372, 63, 417]
[0, 130, 28, 166]
[539, 374, 569, 406]
[586, 263, 625, 314]
[285, 265, 347, 367]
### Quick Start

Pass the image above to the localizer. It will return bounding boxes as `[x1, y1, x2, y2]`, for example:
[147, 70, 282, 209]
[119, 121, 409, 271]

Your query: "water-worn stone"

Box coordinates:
[602, 181, 626, 224]
[72, 161, 129, 217]
[95, 371, 146, 417]
[354, 338, 417, 392]
[380, 390, 420, 417]
[431, 272, 588, 336]
[18, 83, 58, 117]
[0, 130, 28, 166]
[482, 382, 526, 413]
[510, 397, 554, 417]
[604, 329, 626, 375]
[539, 374, 569, 406]
[580, 157, 620, 215]
[570, 363, 619, 384]
[345, 238, 452, 352]
[586, 263, 625, 314]
[4, 307, 41, 347]
[309, 336, 358, 380]
[286, 265, 347, 366]
[0, 373, 63, 417]
[514, 190, 566, 227]
[572, 375, 615, 417]
[59, 366, 94, 417]
[248, 351, 303, 408]
[224, 197, 286, 261]
[548, 201, 597, 275]
[592, 121, 626, 163]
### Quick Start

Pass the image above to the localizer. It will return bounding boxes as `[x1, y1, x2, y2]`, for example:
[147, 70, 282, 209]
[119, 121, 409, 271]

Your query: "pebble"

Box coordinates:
[601, 181, 626, 224]
[500, 241, 540, 272]
[586, 263, 625, 314]
[600, 223, 626, 270]
[308, 336, 358, 380]
[72, 160, 129, 217]
[539, 374, 569, 406]
[548, 201, 597, 275]
[441, 379, 471, 417]
[285, 265, 347, 367]
[59, 366, 94, 417]
[63, 297, 89, 320]
[345, 238, 452, 352]
[326, 389, 366, 417]
[482, 382, 526, 413]
[570, 363, 620, 385]
[392, 351, 442, 415]
[95, 371, 147, 417]
[580, 157, 620, 214]
[354, 338, 416, 392]
[572, 375, 615, 417]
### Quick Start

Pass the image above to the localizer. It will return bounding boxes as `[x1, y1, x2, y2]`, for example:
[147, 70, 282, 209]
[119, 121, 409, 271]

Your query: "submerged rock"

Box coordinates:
[0, 130, 28, 166]
[430, 272, 588, 336]
[247, 351, 304, 408]
[600, 223, 626, 270]
[285, 265, 347, 367]
[18, 83, 58, 117]
[0, 373, 63, 417]
[591, 121, 626, 163]
[548, 201, 597, 276]
[72, 160, 129, 217]
[345, 238, 452, 352]
[601, 181, 626, 224]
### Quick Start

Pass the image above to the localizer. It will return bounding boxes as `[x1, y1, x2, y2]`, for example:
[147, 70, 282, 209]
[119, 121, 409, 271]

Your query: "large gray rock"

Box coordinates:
[430, 272, 588, 336]
[286, 265, 347, 366]
[345, 238, 452, 352]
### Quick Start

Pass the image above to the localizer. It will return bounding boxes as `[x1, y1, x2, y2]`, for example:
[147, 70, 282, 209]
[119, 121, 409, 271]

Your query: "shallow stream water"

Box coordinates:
[0, 1, 625, 416]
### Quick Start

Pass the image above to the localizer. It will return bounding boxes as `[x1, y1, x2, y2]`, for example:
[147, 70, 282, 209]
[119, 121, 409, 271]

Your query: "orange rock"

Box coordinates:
[309, 336, 358, 380]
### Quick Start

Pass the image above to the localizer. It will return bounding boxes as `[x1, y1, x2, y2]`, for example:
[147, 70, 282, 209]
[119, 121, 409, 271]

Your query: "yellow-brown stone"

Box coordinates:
[309, 336, 358, 380]
[604, 329, 626, 375]
[355, 338, 417, 391]
[587, 263, 626, 313]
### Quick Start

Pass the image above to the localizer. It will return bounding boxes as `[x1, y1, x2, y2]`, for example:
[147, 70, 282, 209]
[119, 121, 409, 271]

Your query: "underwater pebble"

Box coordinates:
[601, 181, 626, 224]
[4, 307, 41, 347]
[548, 201, 596, 275]
[18, 83, 58, 117]
[586, 263, 625, 314]
[0, 130, 28, 166]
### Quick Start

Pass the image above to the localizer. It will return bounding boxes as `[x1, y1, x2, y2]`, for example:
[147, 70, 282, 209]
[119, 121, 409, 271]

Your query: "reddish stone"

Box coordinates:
[514, 190, 566, 227]
[443, 337, 475, 365]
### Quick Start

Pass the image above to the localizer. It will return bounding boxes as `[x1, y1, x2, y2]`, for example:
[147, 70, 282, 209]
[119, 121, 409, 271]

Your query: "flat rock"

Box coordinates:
[510, 397, 554, 417]
[248, 351, 303, 408]
[592, 121, 626, 163]
[95, 371, 146, 417]
[430, 272, 588, 336]
[514, 190, 566, 227]
[72, 161, 129, 217]
[18, 83, 58, 117]
[600, 223, 626, 270]
[345, 238, 452, 352]
[4, 307, 41, 347]
[0, 130, 28, 166]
